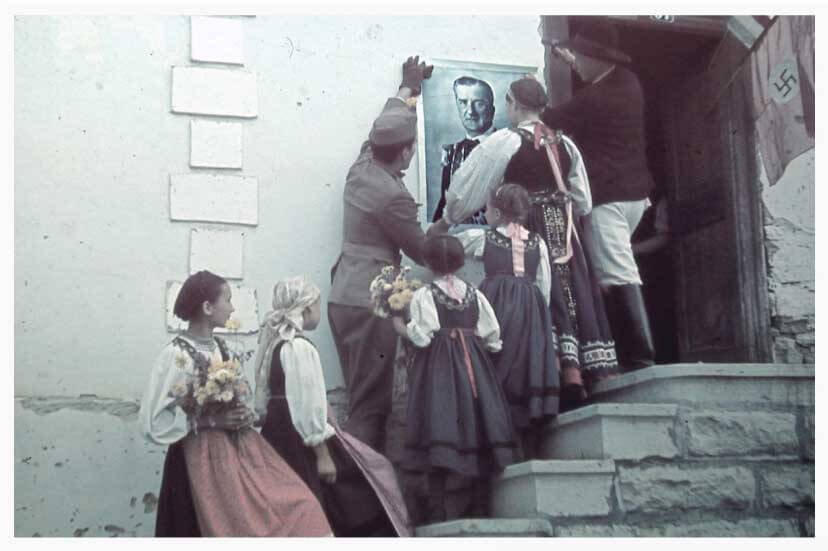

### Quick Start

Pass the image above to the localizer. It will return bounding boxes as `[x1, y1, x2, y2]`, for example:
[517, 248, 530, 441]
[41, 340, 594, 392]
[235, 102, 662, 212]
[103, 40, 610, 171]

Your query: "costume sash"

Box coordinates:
[533, 123, 577, 264]
[501, 222, 530, 277]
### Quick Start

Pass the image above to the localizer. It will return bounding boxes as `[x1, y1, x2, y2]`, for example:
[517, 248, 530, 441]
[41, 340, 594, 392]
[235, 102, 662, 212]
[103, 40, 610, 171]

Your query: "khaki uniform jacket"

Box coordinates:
[329, 97, 426, 308]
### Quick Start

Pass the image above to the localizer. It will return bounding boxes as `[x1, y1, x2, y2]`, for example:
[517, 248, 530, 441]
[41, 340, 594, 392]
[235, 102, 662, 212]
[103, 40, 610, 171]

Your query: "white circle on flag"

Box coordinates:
[769, 59, 800, 105]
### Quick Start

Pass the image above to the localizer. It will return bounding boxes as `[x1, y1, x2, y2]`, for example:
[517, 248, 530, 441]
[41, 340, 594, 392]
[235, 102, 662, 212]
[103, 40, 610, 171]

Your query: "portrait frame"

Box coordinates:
[416, 58, 541, 226]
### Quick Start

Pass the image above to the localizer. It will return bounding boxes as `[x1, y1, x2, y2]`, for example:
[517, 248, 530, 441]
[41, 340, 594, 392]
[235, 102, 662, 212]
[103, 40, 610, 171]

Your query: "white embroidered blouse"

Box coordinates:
[276, 338, 336, 447]
[404, 276, 503, 351]
[139, 335, 255, 446]
[443, 121, 592, 225]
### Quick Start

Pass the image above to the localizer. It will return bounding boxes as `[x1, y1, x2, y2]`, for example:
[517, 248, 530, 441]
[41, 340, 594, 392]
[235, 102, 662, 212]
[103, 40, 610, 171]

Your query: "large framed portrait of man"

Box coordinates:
[417, 59, 540, 226]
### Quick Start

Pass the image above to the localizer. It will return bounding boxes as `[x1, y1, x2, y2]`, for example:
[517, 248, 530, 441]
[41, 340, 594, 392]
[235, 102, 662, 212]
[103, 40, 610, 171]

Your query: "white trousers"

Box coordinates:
[586, 198, 651, 287]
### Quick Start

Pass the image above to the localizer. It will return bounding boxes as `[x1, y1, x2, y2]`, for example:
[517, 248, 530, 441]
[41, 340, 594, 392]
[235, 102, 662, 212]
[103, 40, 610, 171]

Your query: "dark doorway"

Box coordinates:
[546, 16, 773, 363]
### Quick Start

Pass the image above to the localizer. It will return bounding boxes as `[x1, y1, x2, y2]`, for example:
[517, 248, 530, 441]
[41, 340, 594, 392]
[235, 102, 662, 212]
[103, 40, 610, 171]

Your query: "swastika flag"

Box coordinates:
[746, 16, 814, 186]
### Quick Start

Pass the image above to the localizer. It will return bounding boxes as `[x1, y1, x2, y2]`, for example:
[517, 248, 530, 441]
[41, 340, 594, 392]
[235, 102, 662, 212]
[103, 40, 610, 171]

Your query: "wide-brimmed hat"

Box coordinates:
[553, 19, 631, 65]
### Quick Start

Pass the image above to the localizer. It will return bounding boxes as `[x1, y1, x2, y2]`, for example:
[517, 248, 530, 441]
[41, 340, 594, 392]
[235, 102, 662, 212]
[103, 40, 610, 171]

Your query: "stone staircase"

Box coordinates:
[415, 364, 815, 537]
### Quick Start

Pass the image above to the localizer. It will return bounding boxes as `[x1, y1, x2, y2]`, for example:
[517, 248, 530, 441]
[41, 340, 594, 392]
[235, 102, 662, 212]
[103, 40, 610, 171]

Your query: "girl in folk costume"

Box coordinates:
[434, 76, 618, 411]
[392, 235, 521, 523]
[454, 183, 572, 458]
[139, 270, 331, 537]
[252, 276, 411, 537]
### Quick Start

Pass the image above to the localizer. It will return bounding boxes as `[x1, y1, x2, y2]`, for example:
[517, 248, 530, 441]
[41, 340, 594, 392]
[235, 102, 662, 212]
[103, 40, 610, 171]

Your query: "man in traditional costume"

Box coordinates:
[543, 19, 656, 371]
[328, 55, 433, 453]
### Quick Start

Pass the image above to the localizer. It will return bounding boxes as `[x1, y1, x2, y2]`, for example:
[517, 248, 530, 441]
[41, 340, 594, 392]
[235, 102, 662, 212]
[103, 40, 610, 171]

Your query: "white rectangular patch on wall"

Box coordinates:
[189, 228, 244, 279]
[169, 173, 258, 226]
[191, 16, 245, 65]
[171, 66, 258, 118]
[166, 280, 259, 335]
[190, 120, 243, 169]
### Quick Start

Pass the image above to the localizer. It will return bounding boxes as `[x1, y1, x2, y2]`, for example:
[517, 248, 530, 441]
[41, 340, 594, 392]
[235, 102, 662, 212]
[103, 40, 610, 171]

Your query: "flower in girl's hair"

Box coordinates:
[225, 318, 241, 331]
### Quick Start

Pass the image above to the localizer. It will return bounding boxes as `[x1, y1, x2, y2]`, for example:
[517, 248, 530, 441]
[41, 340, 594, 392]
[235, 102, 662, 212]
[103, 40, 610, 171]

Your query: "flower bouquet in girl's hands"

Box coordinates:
[369, 265, 423, 319]
[170, 347, 252, 420]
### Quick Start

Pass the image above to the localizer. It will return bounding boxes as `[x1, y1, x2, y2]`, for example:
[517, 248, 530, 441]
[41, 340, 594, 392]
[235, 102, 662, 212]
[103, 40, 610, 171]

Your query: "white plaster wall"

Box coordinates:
[14, 15, 545, 536]
[15, 15, 545, 398]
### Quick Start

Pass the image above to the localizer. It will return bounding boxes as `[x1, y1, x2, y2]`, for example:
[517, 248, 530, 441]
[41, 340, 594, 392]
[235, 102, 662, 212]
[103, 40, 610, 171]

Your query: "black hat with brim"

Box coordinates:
[554, 34, 632, 65]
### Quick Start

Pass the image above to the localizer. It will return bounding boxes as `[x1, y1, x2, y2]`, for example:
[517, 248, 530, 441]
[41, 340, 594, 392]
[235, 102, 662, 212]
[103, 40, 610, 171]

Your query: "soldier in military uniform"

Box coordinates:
[328, 55, 433, 453]
[431, 76, 496, 224]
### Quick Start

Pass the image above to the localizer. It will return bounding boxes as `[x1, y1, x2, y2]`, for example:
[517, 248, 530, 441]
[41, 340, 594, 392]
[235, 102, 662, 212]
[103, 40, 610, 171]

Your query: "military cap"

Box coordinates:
[369, 105, 417, 146]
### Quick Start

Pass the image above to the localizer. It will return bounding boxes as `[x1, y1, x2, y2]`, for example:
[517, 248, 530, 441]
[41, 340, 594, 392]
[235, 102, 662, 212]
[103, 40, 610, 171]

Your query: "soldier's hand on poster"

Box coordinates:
[400, 55, 434, 96]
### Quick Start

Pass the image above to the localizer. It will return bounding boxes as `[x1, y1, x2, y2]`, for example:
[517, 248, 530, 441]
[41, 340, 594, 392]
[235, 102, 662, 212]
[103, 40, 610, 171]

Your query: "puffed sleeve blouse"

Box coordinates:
[404, 281, 502, 352]
[443, 122, 592, 225]
[278, 338, 336, 447]
[139, 336, 256, 446]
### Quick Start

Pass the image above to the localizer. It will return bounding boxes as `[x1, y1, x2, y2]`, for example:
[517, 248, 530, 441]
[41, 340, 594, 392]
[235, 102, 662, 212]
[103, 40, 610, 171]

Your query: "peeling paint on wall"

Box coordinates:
[17, 396, 140, 420]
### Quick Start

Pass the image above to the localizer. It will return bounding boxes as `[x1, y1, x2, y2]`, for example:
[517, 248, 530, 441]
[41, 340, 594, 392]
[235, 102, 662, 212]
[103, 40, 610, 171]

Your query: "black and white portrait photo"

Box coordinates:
[418, 59, 538, 224]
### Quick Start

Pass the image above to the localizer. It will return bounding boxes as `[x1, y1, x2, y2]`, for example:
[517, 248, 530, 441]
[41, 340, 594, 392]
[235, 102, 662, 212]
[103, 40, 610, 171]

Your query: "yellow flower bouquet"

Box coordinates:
[170, 349, 252, 419]
[369, 265, 422, 319]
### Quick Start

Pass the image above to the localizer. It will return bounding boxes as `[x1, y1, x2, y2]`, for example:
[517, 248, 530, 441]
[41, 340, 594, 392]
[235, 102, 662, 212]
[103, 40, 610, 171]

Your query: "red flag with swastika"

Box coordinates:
[747, 16, 814, 186]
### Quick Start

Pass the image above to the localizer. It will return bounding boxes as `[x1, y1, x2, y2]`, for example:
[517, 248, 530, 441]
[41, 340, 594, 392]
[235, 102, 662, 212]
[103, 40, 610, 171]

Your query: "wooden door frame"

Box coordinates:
[663, 30, 773, 362]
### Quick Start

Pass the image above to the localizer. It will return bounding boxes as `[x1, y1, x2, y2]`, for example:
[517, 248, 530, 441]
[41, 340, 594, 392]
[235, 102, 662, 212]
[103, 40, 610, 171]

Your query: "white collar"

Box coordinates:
[465, 125, 496, 141]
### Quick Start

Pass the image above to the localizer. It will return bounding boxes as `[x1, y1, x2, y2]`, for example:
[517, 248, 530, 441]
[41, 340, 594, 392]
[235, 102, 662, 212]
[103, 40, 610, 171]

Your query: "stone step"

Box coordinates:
[491, 459, 616, 519]
[540, 403, 679, 460]
[554, 518, 802, 537]
[589, 364, 814, 408]
[414, 518, 554, 537]
[414, 516, 803, 537]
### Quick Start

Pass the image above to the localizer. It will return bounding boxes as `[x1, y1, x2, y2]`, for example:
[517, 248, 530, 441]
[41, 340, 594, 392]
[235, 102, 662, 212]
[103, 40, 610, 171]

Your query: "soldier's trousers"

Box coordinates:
[328, 303, 397, 453]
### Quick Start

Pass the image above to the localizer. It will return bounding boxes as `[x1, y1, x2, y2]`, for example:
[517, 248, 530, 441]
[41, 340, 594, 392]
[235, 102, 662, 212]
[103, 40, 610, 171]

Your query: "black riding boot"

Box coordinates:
[606, 285, 655, 372]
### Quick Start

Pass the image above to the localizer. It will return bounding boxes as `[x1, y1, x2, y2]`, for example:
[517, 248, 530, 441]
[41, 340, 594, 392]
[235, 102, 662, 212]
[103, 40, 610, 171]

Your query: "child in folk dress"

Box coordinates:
[392, 235, 521, 523]
[252, 276, 409, 536]
[139, 270, 331, 537]
[454, 183, 576, 458]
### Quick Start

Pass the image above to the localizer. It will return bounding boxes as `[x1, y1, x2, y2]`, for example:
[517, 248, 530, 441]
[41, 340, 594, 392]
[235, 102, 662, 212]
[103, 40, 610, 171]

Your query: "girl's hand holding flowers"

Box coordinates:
[369, 265, 422, 319]
[391, 316, 408, 337]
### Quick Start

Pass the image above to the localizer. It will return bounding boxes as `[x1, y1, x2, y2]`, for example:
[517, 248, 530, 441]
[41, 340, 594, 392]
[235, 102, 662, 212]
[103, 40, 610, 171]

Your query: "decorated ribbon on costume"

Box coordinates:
[501, 222, 530, 277]
[533, 123, 577, 264]
[449, 328, 478, 399]
[442, 274, 465, 302]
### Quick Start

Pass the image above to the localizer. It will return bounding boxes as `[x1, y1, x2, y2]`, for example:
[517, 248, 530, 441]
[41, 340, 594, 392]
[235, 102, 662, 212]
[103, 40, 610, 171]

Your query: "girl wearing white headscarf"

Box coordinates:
[254, 276, 411, 537]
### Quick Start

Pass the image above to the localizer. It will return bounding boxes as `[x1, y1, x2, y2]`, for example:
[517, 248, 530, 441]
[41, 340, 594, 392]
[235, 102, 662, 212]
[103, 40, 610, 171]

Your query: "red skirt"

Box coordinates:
[182, 427, 332, 537]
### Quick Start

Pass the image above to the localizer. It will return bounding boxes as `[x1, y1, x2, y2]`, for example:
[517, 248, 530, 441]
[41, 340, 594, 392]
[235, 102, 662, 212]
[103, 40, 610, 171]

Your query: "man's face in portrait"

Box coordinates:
[454, 82, 494, 137]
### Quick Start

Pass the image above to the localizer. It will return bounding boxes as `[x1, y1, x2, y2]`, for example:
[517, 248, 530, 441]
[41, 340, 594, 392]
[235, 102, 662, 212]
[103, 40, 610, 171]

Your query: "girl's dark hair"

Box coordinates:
[423, 234, 465, 275]
[173, 270, 227, 321]
[490, 183, 531, 223]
